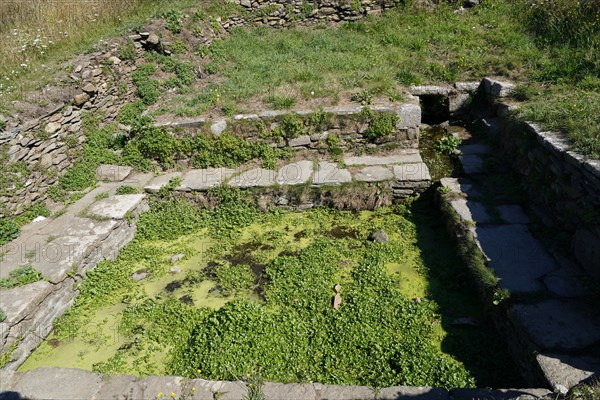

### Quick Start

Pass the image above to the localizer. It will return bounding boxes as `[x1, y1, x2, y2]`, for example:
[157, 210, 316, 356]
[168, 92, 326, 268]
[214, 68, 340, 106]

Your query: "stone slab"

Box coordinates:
[178, 168, 236, 191]
[313, 162, 352, 185]
[459, 144, 492, 156]
[496, 204, 530, 224]
[317, 384, 376, 400]
[262, 382, 317, 400]
[15, 368, 102, 400]
[450, 199, 492, 224]
[93, 374, 142, 400]
[0, 281, 53, 325]
[393, 163, 431, 181]
[89, 194, 146, 220]
[353, 166, 394, 182]
[536, 353, 600, 391]
[542, 264, 589, 298]
[95, 164, 132, 182]
[509, 300, 600, 351]
[439, 177, 481, 197]
[144, 172, 183, 193]
[344, 151, 422, 166]
[0, 370, 21, 391]
[32, 218, 119, 283]
[378, 386, 449, 400]
[460, 154, 485, 174]
[228, 168, 276, 188]
[276, 160, 313, 185]
[450, 388, 551, 400]
[137, 376, 186, 399]
[397, 103, 422, 128]
[474, 224, 557, 293]
[212, 380, 248, 400]
[289, 135, 312, 147]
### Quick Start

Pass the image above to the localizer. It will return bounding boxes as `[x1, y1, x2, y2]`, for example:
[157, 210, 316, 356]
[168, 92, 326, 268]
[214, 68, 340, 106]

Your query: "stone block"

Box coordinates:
[536, 353, 600, 392]
[572, 228, 600, 280]
[89, 194, 146, 220]
[276, 160, 313, 185]
[378, 386, 449, 400]
[228, 168, 276, 188]
[509, 299, 600, 351]
[353, 166, 394, 182]
[393, 163, 431, 181]
[178, 168, 236, 191]
[313, 161, 352, 185]
[15, 368, 102, 400]
[344, 151, 422, 166]
[95, 164, 132, 182]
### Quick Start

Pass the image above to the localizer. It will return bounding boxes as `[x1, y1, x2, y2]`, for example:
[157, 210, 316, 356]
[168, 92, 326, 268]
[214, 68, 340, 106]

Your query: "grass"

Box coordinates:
[156, 1, 597, 157]
[0, 0, 195, 111]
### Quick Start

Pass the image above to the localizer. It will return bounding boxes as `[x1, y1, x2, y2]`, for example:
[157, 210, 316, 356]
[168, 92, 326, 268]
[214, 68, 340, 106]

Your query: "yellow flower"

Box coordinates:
[157, 393, 163, 398]
[192, 388, 196, 392]
[170, 392, 176, 397]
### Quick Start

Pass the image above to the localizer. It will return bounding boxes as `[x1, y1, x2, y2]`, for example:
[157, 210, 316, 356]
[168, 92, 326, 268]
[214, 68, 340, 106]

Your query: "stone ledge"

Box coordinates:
[0, 367, 555, 400]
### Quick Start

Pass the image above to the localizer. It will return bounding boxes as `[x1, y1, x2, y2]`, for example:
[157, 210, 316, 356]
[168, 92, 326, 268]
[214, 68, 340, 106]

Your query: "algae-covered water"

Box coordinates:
[20, 200, 521, 388]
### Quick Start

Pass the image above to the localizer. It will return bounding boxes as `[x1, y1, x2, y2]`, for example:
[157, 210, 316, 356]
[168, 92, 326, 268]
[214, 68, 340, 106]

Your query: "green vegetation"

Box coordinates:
[0, 266, 44, 289]
[116, 185, 142, 195]
[117, 100, 146, 125]
[24, 191, 520, 388]
[0, 202, 50, 246]
[132, 64, 161, 105]
[363, 111, 398, 142]
[0, 308, 6, 323]
[435, 133, 462, 156]
[563, 380, 600, 400]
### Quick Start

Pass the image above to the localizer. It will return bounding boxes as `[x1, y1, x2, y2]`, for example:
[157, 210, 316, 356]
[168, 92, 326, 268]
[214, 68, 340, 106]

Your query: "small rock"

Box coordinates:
[170, 266, 182, 274]
[334, 284, 341, 293]
[82, 83, 97, 94]
[333, 293, 342, 310]
[413, 297, 422, 303]
[92, 68, 103, 77]
[132, 271, 148, 282]
[368, 230, 389, 244]
[170, 253, 185, 263]
[44, 122, 61, 134]
[74, 65, 83, 73]
[147, 32, 160, 45]
[32, 216, 46, 223]
[73, 93, 90, 106]
[108, 56, 121, 65]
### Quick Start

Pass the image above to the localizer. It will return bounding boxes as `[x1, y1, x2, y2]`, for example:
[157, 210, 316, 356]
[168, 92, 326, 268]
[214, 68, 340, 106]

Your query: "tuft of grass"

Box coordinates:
[0, 266, 44, 289]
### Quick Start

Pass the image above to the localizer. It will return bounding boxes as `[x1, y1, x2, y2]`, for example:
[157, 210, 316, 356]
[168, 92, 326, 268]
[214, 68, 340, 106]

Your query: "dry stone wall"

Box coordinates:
[221, 0, 403, 29]
[0, 50, 136, 218]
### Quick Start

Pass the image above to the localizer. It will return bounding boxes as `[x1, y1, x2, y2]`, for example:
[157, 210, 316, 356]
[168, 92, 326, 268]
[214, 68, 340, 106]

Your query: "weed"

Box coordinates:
[116, 185, 141, 195]
[351, 90, 374, 106]
[364, 112, 398, 142]
[0, 266, 44, 289]
[435, 134, 462, 155]
[266, 95, 296, 110]
[119, 39, 137, 62]
[117, 100, 146, 125]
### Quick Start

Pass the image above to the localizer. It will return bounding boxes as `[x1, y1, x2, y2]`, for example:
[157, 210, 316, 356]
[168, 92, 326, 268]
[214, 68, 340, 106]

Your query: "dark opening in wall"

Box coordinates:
[419, 95, 450, 124]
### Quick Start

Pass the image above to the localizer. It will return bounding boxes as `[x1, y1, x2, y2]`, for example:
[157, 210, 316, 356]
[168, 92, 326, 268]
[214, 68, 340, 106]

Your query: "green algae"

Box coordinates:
[20, 202, 520, 387]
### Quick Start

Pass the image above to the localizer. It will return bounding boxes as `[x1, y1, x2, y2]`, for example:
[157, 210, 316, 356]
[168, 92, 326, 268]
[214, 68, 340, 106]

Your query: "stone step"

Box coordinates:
[146, 157, 431, 193]
[344, 150, 422, 166]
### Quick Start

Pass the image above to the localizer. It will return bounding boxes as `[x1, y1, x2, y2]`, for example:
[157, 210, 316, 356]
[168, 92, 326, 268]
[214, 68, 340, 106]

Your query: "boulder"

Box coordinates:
[369, 229, 389, 244]
[73, 93, 90, 107]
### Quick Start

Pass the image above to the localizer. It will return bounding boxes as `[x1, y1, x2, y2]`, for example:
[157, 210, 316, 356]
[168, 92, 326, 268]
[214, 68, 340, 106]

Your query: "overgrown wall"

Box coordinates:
[0, 51, 137, 218]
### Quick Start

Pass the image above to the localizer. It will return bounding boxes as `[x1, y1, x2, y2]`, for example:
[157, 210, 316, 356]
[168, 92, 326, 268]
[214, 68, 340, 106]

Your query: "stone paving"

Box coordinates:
[0, 367, 552, 400]
[439, 137, 600, 392]
[0, 172, 153, 370]
[143, 150, 432, 197]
